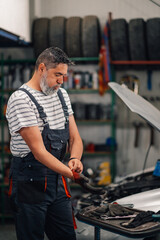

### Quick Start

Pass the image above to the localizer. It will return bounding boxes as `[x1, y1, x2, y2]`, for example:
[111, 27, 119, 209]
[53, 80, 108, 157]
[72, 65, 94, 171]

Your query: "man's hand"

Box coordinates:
[72, 170, 89, 184]
[68, 158, 83, 173]
[72, 170, 105, 195]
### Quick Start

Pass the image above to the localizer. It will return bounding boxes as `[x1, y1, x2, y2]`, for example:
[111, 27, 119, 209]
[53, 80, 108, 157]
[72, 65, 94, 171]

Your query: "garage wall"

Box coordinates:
[115, 67, 160, 176]
[0, 0, 30, 41]
[40, 0, 160, 25]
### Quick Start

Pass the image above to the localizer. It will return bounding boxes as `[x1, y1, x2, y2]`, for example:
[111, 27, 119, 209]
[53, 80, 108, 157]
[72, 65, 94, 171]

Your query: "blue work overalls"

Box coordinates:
[8, 88, 77, 240]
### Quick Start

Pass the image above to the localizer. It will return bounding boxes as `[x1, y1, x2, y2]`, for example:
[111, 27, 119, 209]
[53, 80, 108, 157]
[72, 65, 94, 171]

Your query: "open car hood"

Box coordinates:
[116, 188, 160, 212]
[108, 82, 160, 131]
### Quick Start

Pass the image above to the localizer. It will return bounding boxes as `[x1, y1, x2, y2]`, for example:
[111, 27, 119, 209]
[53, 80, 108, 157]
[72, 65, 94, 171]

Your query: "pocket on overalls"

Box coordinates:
[50, 141, 63, 159]
[17, 178, 45, 204]
[50, 141, 62, 150]
[48, 134, 62, 150]
[47, 133, 67, 159]
[17, 160, 47, 204]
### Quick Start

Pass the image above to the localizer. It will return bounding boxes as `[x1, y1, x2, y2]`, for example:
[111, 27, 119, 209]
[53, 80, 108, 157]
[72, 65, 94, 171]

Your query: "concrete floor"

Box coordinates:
[0, 220, 149, 240]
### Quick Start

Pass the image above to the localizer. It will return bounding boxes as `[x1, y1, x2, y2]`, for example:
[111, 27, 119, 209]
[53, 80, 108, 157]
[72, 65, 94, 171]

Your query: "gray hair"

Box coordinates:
[35, 47, 74, 70]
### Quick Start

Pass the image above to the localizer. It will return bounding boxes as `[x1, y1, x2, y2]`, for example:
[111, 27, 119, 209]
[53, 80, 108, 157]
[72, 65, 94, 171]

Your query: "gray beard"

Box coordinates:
[40, 74, 58, 95]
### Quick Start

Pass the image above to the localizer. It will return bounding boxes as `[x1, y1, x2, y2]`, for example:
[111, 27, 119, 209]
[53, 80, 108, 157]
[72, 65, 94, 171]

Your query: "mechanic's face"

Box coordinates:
[40, 63, 68, 95]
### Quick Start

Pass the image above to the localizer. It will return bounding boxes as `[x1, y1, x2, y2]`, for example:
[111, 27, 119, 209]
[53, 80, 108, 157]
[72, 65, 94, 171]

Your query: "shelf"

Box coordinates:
[0, 88, 111, 95]
[70, 57, 99, 62]
[110, 60, 160, 65]
[1, 57, 99, 65]
[0, 28, 31, 48]
[83, 152, 112, 157]
[68, 89, 99, 94]
[66, 151, 113, 159]
[68, 89, 110, 94]
[1, 59, 35, 65]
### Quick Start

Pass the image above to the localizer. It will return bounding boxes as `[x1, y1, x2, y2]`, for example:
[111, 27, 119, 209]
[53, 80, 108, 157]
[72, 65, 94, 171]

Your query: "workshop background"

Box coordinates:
[1, 0, 160, 239]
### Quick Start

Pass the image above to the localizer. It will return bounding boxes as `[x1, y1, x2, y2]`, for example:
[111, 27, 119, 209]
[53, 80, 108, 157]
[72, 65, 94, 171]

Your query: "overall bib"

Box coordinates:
[8, 88, 77, 240]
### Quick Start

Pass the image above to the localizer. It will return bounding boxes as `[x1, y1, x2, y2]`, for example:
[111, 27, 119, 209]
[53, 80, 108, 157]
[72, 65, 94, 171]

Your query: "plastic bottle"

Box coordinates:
[92, 71, 98, 89]
[7, 66, 14, 90]
[68, 69, 74, 89]
[63, 75, 68, 89]
[12, 65, 22, 89]
[22, 64, 31, 83]
[84, 71, 90, 88]
[3, 72, 8, 90]
[74, 72, 81, 89]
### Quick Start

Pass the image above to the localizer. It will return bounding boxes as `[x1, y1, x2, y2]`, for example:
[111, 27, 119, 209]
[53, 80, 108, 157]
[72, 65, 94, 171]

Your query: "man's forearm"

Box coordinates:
[69, 137, 83, 160]
[34, 148, 73, 179]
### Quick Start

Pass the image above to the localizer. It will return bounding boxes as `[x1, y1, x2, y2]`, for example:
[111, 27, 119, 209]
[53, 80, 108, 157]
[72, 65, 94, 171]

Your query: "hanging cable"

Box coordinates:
[142, 142, 152, 174]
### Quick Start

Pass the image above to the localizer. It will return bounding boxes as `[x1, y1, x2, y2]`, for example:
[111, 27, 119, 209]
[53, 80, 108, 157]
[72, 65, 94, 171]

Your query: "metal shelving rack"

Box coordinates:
[110, 60, 160, 65]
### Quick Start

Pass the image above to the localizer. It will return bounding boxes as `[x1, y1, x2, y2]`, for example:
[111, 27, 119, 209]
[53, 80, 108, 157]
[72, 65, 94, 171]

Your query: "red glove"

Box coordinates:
[72, 170, 89, 185]
[72, 170, 105, 195]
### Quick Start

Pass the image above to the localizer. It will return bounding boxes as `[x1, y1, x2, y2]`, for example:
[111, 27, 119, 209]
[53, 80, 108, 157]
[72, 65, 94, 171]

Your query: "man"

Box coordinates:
[6, 47, 83, 240]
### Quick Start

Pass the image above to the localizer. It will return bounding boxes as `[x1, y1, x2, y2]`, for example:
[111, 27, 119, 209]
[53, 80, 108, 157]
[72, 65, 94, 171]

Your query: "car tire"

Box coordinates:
[129, 18, 147, 69]
[129, 18, 147, 60]
[146, 18, 160, 60]
[110, 19, 129, 70]
[146, 18, 160, 69]
[82, 15, 101, 57]
[32, 18, 49, 57]
[110, 19, 129, 61]
[48, 17, 66, 50]
[66, 17, 82, 57]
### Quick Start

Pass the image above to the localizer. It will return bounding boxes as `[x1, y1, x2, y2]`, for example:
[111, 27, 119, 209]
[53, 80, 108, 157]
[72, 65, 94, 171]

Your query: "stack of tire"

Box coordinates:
[109, 18, 160, 69]
[32, 16, 101, 58]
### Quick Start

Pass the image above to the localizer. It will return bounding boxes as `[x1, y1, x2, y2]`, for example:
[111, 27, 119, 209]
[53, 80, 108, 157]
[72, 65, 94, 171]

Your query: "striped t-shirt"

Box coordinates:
[6, 84, 73, 157]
